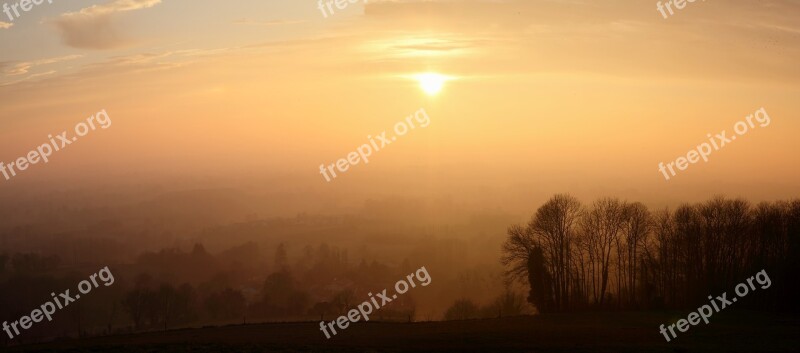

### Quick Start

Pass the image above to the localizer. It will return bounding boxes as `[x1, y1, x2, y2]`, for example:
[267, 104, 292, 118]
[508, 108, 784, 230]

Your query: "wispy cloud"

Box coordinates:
[0, 70, 56, 87]
[0, 45, 244, 88]
[50, 0, 163, 50]
[0, 21, 13, 30]
[233, 18, 305, 26]
[66, 0, 162, 17]
[45, 49, 228, 84]
[4, 54, 83, 76]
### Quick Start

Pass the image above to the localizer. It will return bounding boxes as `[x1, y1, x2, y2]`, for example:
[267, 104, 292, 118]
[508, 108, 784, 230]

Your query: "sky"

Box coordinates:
[1, 0, 799, 212]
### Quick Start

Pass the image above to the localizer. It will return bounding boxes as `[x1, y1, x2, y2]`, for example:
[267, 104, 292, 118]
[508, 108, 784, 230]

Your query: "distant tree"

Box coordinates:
[106, 301, 117, 335]
[204, 288, 245, 321]
[192, 243, 207, 255]
[310, 301, 332, 321]
[263, 271, 293, 308]
[444, 299, 480, 321]
[0, 254, 6, 274]
[122, 288, 148, 330]
[297, 245, 315, 271]
[490, 289, 529, 317]
[377, 294, 417, 322]
[255, 270, 309, 318]
[122, 274, 158, 330]
[175, 284, 197, 322]
[332, 289, 356, 314]
[10, 253, 60, 274]
[288, 290, 309, 317]
[275, 243, 288, 271]
[143, 289, 162, 328]
[158, 284, 176, 331]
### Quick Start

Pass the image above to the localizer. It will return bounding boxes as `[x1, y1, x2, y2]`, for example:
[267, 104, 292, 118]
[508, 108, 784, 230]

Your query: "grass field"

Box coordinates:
[7, 311, 798, 352]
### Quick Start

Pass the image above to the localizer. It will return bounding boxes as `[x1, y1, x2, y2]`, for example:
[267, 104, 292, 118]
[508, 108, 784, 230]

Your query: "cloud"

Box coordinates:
[0, 70, 56, 87]
[51, 0, 162, 50]
[4, 54, 83, 76]
[67, 0, 163, 16]
[0, 45, 240, 88]
[356, 0, 800, 83]
[233, 18, 305, 26]
[0, 21, 12, 29]
[48, 49, 226, 83]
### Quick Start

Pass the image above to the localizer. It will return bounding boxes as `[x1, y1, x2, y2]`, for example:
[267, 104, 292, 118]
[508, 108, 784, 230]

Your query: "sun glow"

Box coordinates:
[416, 73, 449, 96]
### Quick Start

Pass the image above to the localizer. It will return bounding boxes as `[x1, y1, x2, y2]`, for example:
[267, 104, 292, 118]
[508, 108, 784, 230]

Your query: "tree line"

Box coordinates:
[0, 242, 421, 346]
[502, 194, 799, 313]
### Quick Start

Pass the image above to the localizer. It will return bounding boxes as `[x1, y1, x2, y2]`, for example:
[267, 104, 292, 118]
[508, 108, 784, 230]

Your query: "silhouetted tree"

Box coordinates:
[254, 270, 309, 318]
[529, 194, 582, 311]
[204, 287, 245, 321]
[444, 299, 480, 320]
[122, 288, 147, 330]
[503, 195, 799, 313]
[490, 289, 529, 317]
[502, 225, 555, 313]
[580, 198, 626, 306]
[0, 254, 7, 274]
[527, 246, 554, 312]
[275, 243, 288, 271]
[332, 289, 356, 314]
[10, 253, 60, 274]
[310, 301, 332, 321]
[616, 202, 651, 307]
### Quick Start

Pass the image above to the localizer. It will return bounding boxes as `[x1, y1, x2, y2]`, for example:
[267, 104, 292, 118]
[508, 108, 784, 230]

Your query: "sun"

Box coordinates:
[416, 73, 448, 96]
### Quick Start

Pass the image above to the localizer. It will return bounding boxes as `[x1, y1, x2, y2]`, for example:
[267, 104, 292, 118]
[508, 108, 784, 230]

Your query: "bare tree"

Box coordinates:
[503, 195, 800, 313]
[579, 198, 626, 305]
[616, 202, 651, 306]
[501, 225, 536, 282]
[528, 194, 582, 311]
[502, 194, 581, 311]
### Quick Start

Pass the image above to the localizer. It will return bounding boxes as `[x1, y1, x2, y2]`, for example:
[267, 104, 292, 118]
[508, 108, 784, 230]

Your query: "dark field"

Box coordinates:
[8, 311, 798, 353]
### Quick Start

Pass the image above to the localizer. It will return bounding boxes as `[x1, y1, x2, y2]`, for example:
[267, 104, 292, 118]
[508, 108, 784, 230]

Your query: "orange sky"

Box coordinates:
[1, 0, 799, 211]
